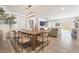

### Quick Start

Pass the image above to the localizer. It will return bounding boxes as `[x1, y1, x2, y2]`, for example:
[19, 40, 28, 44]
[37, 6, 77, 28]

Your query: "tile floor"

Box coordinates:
[0, 40, 14, 53]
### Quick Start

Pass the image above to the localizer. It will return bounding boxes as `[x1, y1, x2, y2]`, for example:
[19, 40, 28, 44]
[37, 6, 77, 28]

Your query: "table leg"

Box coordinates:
[31, 35, 37, 50]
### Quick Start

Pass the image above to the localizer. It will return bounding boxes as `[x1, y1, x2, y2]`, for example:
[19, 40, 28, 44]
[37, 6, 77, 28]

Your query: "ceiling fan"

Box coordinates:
[25, 5, 32, 9]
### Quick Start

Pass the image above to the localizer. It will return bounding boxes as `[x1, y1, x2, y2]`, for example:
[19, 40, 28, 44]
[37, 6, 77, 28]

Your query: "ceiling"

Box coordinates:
[0, 5, 79, 19]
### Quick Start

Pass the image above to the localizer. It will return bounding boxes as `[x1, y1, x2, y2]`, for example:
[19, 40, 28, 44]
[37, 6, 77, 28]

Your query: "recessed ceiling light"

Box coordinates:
[61, 7, 65, 11]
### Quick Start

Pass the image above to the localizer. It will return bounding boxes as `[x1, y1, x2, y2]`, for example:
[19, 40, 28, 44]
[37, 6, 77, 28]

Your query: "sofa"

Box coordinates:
[48, 28, 58, 37]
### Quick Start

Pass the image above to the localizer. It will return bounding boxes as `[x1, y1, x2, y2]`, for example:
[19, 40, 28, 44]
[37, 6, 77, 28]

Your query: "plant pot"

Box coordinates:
[0, 30, 3, 44]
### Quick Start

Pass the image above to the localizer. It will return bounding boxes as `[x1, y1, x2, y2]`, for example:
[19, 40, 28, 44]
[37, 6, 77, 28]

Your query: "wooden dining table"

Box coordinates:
[19, 30, 45, 50]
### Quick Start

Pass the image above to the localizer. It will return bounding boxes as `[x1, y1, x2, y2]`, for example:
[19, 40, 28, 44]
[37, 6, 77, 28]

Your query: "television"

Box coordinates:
[40, 21, 45, 26]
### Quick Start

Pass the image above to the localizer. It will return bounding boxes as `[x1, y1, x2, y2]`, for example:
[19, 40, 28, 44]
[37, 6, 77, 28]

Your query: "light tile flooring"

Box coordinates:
[0, 40, 14, 53]
[0, 29, 79, 53]
[39, 30, 79, 53]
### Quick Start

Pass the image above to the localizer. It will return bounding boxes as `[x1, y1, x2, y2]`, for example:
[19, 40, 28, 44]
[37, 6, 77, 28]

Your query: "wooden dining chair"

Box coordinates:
[12, 31, 19, 45]
[41, 32, 49, 48]
[37, 31, 49, 50]
[17, 31, 32, 52]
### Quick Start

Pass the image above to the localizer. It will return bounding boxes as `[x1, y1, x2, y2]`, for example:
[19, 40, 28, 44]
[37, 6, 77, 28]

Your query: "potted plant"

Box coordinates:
[0, 7, 5, 43]
[0, 7, 5, 24]
[0, 7, 16, 39]
[4, 14, 16, 39]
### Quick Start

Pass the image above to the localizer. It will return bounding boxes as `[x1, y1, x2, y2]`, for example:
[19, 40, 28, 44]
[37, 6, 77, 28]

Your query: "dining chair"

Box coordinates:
[17, 31, 32, 52]
[42, 32, 49, 47]
[12, 31, 19, 45]
[37, 31, 49, 50]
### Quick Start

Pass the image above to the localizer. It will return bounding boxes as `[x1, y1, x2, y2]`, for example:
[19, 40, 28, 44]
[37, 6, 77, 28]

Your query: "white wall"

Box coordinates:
[12, 15, 27, 31]
[0, 24, 9, 40]
[47, 17, 75, 30]
[47, 21, 57, 28]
